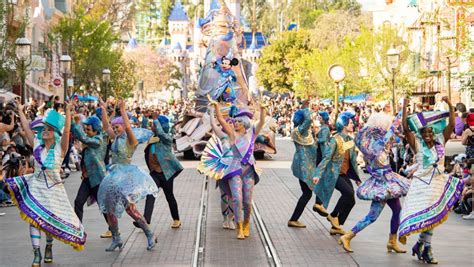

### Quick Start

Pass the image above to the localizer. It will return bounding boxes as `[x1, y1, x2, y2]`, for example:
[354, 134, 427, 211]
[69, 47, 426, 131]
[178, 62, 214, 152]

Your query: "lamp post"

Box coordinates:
[15, 36, 31, 104]
[328, 64, 345, 117]
[387, 46, 400, 115]
[60, 54, 72, 103]
[102, 68, 111, 100]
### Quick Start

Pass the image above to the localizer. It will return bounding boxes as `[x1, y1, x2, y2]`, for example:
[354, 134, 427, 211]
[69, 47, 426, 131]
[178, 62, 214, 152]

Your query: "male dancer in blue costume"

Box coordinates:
[313, 112, 361, 235]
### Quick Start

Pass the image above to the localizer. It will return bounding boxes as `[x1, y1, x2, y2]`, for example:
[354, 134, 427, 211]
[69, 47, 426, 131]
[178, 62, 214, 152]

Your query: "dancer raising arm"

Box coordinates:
[210, 99, 267, 239]
[7, 101, 86, 267]
[398, 97, 463, 264]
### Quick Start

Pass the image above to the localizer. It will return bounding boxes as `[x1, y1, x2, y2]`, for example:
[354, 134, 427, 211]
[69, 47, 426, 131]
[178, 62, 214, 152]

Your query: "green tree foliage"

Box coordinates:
[160, 0, 174, 35]
[51, 7, 136, 96]
[257, 22, 416, 100]
[256, 30, 312, 93]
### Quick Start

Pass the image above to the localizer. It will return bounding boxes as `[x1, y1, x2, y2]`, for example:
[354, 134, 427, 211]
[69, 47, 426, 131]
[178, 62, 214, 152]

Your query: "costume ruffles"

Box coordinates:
[98, 164, 159, 218]
[6, 140, 86, 250]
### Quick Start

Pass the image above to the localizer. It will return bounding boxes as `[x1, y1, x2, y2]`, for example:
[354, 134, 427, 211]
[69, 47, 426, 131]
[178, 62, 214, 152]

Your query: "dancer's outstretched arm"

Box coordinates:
[16, 100, 34, 146]
[209, 107, 226, 139]
[209, 97, 234, 142]
[255, 103, 268, 137]
[442, 96, 455, 144]
[402, 98, 416, 153]
[119, 100, 138, 147]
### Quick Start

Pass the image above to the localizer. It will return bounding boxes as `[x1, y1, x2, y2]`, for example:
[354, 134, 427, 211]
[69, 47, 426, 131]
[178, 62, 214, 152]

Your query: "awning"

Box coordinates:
[0, 89, 20, 103]
[26, 80, 53, 101]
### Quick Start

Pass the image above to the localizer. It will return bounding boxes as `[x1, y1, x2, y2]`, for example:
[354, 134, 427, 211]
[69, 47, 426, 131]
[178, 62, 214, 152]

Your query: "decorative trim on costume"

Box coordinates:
[398, 176, 463, 244]
[6, 176, 86, 251]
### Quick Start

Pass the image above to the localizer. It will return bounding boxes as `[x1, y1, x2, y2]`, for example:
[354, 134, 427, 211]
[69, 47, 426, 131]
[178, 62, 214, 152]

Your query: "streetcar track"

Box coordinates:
[192, 174, 282, 267]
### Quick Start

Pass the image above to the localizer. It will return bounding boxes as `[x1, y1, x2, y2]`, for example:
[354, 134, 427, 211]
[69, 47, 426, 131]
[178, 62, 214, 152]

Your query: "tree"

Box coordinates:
[123, 45, 175, 93]
[110, 59, 137, 98]
[256, 30, 312, 93]
[51, 7, 123, 94]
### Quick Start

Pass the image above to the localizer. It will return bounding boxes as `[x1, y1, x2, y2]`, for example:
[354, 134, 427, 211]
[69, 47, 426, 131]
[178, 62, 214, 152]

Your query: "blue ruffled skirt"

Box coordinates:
[357, 171, 410, 201]
[98, 164, 159, 217]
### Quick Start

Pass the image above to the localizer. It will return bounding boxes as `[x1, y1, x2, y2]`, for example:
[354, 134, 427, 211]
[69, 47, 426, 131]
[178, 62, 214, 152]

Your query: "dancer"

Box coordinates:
[141, 113, 183, 228]
[313, 111, 331, 215]
[206, 106, 237, 229]
[209, 100, 267, 239]
[313, 112, 361, 235]
[71, 115, 110, 235]
[6, 102, 86, 267]
[338, 112, 409, 253]
[398, 97, 464, 264]
[98, 100, 159, 251]
[288, 103, 319, 228]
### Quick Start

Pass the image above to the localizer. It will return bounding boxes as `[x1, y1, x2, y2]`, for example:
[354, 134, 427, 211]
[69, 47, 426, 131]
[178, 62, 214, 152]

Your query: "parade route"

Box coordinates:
[0, 141, 472, 267]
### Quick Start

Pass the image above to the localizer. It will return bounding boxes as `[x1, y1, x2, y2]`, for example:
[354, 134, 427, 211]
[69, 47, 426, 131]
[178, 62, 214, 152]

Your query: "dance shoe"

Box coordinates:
[386, 234, 406, 253]
[338, 231, 355, 253]
[44, 244, 53, 263]
[236, 222, 245, 240]
[171, 220, 182, 229]
[243, 219, 251, 237]
[287, 220, 306, 228]
[411, 241, 424, 260]
[421, 246, 439, 264]
[327, 215, 342, 230]
[32, 247, 42, 267]
[135, 219, 157, 250]
[100, 230, 112, 238]
[105, 226, 123, 252]
[329, 227, 346, 236]
[312, 203, 329, 217]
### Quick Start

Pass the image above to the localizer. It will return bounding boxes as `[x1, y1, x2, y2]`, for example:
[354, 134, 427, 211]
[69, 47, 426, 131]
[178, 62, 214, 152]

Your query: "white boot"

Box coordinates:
[222, 216, 230, 229]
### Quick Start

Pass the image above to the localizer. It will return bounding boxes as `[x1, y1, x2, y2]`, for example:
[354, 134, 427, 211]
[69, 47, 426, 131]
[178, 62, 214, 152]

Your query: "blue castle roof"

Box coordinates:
[169, 0, 189, 21]
[240, 32, 267, 50]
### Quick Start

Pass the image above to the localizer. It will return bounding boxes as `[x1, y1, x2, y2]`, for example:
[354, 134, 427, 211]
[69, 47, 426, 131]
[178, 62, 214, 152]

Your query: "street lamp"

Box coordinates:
[102, 68, 111, 99]
[328, 64, 345, 116]
[60, 54, 72, 103]
[15, 36, 31, 104]
[387, 46, 400, 115]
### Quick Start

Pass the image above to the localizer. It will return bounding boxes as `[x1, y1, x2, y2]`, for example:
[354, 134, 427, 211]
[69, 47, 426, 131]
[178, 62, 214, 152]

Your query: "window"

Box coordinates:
[54, 0, 67, 13]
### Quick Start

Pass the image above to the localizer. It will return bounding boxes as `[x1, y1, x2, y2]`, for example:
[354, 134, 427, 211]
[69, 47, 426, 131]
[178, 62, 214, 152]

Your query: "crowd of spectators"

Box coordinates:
[0, 94, 473, 219]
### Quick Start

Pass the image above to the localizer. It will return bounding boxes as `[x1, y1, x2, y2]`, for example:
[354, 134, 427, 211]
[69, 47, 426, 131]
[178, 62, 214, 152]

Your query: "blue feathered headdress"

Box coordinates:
[336, 111, 355, 133]
[293, 109, 305, 127]
[319, 111, 329, 122]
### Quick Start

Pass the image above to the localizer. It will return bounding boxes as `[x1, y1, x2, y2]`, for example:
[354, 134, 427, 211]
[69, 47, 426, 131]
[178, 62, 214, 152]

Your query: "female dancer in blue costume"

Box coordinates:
[98, 100, 159, 251]
[338, 112, 409, 253]
[209, 100, 267, 239]
[7, 101, 86, 266]
[398, 97, 463, 264]
[288, 103, 319, 228]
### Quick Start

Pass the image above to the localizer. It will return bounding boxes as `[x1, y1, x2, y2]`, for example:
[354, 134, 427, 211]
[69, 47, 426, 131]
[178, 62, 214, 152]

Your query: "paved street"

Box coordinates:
[0, 140, 472, 267]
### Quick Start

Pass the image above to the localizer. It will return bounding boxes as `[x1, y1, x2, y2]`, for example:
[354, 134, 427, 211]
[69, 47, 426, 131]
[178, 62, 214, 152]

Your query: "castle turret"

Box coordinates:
[169, 0, 190, 51]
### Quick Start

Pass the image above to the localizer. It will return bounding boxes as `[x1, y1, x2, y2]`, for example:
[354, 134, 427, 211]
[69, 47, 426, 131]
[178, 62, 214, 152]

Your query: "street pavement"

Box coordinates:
[0, 140, 472, 267]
